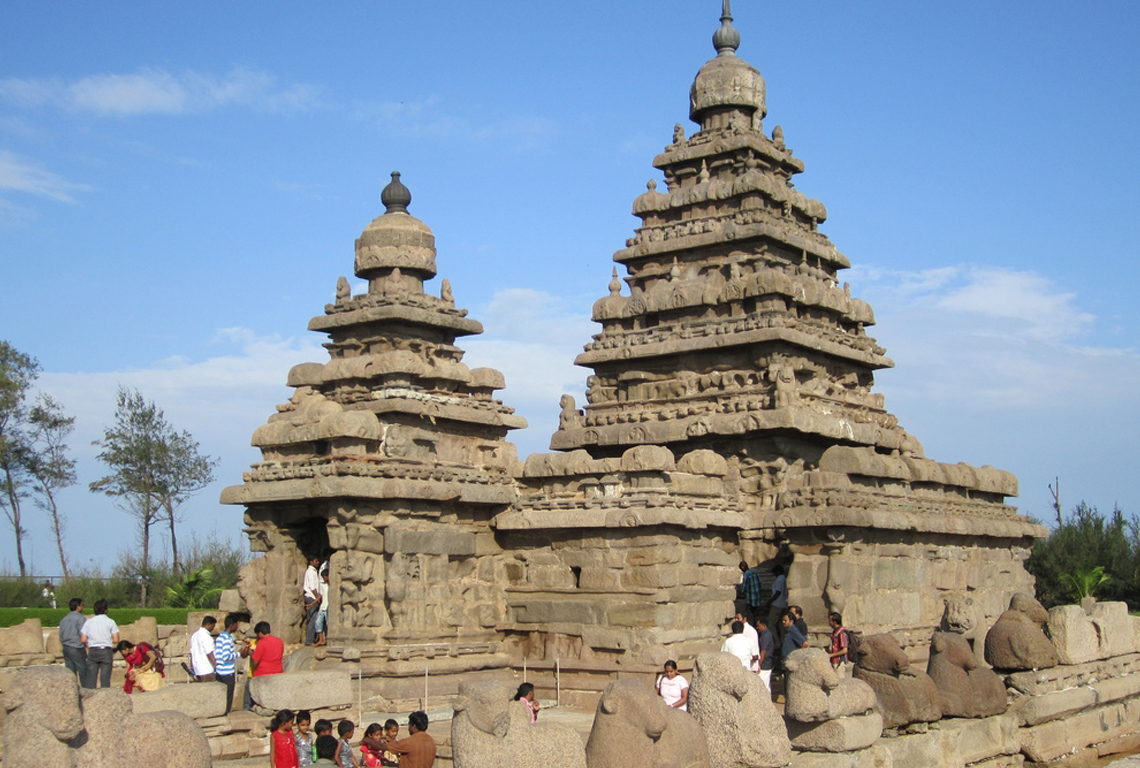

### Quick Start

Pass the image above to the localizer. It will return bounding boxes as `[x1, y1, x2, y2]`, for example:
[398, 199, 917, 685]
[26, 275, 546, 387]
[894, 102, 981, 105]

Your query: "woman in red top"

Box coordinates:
[270, 709, 300, 768]
[115, 639, 165, 693]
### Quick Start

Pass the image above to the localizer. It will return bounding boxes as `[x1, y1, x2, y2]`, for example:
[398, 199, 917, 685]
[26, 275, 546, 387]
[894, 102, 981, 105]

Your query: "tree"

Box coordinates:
[158, 429, 217, 575]
[91, 387, 214, 606]
[25, 395, 77, 579]
[1027, 502, 1139, 608]
[0, 342, 38, 576]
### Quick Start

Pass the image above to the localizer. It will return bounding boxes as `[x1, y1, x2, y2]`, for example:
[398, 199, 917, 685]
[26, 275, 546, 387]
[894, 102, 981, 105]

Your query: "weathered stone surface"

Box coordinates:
[984, 593, 1058, 671]
[784, 647, 876, 722]
[688, 652, 791, 768]
[925, 631, 1006, 718]
[787, 712, 882, 753]
[787, 745, 893, 768]
[851, 634, 940, 729]
[1019, 698, 1140, 763]
[1047, 604, 1101, 665]
[1004, 653, 1140, 696]
[82, 687, 211, 768]
[939, 713, 1020, 765]
[452, 680, 586, 768]
[120, 616, 159, 647]
[1, 666, 85, 768]
[585, 678, 709, 768]
[248, 670, 352, 710]
[1090, 601, 1133, 658]
[130, 680, 228, 719]
[0, 619, 44, 656]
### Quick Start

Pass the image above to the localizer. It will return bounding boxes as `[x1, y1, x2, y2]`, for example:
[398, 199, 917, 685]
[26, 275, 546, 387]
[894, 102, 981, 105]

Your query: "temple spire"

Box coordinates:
[713, 0, 740, 57]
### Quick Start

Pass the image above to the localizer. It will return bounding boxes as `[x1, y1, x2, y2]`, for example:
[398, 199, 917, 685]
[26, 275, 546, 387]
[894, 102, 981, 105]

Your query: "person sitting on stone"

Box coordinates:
[722, 620, 754, 670]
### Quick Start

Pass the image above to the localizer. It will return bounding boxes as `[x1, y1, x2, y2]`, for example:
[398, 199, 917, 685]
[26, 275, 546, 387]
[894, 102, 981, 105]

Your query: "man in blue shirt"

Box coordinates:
[738, 561, 763, 624]
[780, 609, 808, 671]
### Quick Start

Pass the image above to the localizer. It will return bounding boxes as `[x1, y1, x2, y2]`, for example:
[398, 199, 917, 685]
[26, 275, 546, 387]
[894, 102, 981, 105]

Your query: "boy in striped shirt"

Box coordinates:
[214, 613, 244, 714]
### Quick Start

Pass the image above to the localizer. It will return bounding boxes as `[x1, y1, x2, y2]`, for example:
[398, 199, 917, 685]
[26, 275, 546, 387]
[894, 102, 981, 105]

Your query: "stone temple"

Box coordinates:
[222, 3, 1045, 706]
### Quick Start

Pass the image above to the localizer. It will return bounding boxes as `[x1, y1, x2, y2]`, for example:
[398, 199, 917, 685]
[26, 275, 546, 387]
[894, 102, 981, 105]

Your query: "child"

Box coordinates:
[314, 735, 339, 765]
[314, 719, 334, 740]
[359, 723, 384, 767]
[295, 710, 315, 767]
[270, 709, 300, 768]
[335, 720, 360, 768]
[381, 720, 400, 768]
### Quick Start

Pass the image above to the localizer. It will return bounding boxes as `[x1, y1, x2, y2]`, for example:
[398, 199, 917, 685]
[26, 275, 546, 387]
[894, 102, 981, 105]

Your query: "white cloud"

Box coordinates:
[0, 150, 92, 203]
[356, 98, 557, 149]
[0, 67, 320, 116]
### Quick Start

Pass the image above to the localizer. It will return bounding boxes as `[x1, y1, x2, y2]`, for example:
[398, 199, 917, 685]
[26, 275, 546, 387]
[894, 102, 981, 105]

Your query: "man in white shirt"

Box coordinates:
[721, 620, 754, 670]
[733, 612, 761, 672]
[303, 555, 322, 646]
[80, 598, 120, 688]
[189, 615, 217, 681]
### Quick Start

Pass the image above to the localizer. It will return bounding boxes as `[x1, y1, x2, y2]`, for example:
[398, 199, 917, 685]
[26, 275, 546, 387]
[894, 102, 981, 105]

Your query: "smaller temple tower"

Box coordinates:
[223, 173, 525, 702]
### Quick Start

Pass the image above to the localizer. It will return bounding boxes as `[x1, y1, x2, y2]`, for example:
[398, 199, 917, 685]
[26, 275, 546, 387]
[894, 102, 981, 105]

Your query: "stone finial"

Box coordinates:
[381, 171, 411, 213]
[608, 267, 622, 296]
[713, 0, 741, 57]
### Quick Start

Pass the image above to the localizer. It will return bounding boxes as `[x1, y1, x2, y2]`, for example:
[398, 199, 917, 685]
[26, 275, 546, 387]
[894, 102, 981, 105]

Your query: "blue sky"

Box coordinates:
[2, 1, 1137, 576]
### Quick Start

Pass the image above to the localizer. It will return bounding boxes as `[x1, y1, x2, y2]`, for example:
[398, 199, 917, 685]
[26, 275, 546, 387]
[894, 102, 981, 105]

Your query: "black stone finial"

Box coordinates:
[713, 0, 741, 56]
[381, 171, 411, 213]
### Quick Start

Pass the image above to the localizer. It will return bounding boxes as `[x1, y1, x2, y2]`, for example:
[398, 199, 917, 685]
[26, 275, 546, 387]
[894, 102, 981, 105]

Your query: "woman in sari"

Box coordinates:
[115, 639, 166, 693]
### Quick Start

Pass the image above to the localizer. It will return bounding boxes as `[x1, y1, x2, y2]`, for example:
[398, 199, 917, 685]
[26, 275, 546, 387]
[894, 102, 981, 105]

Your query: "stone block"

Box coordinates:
[385, 528, 475, 556]
[130, 681, 228, 719]
[606, 601, 659, 628]
[581, 626, 632, 651]
[1011, 683, 1095, 726]
[623, 565, 679, 589]
[578, 568, 621, 591]
[1090, 601, 1132, 658]
[627, 545, 682, 566]
[528, 564, 576, 589]
[1019, 698, 1140, 763]
[217, 589, 245, 614]
[1047, 604, 1100, 664]
[45, 631, 62, 656]
[878, 730, 947, 768]
[787, 712, 882, 752]
[513, 600, 601, 625]
[787, 745, 893, 768]
[939, 713, 1019, 765]
[209, 732, 251, 760]
[620, 445, 675, 472]
[120, 616, 159, 648]
[0, 619, 44, 655]
[248, 670, 352, 711]
[676, 449, 727, 476]
[872, 559, 924, 592]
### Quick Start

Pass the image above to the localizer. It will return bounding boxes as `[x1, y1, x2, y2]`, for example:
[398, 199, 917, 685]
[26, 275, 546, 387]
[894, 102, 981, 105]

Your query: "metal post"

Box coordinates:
[523, 656, 527, 683]
[424, 664, 429, 711]
[556, 657, 561, 708]
[358, 667, 363, 728]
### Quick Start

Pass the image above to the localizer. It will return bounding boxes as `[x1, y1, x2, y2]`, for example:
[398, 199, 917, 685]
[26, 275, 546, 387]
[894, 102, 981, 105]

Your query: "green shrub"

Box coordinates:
[0, 607, 193, 628]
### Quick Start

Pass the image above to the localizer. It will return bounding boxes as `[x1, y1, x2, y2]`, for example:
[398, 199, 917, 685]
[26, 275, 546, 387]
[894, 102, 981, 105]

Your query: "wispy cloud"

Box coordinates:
[0, 150, 92, 203]
[0, 67, 321, 116]
[355, 97, 557, 149]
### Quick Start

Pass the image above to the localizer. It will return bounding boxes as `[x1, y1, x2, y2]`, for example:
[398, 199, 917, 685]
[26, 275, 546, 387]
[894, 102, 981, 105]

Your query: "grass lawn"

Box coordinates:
[0, 607, 193, 628]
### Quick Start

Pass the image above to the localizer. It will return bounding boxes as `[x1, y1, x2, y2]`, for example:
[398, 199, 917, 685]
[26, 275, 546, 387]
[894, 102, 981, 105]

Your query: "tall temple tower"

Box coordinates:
[223, 174, 525, 699]
[499, 2, 1043, 663]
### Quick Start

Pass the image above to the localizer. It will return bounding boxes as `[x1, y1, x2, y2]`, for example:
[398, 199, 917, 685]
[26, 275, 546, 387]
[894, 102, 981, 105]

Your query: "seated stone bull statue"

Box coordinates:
[984, 592, 1059, 671]
[851, 633, 941, 730]
[926, 631, 1007, 718]
[2, 666, 210, 768]
[586, 678, 709, 768]
[452, 680, 585, 768]
[783, 647, 876, 722]
[687, 651, 791, 768]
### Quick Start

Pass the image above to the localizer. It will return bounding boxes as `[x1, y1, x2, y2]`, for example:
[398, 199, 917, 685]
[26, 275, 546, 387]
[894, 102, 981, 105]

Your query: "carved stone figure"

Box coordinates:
[772, 125, 785, 149]
[441, 278, 454, 304]
[336, 276, 351, 303]
[560, 394, 583, 430]
[783, 647, 876, 722]
[768, 355, 796, 408]
[942, 592, 989, 668]
[851, 634, 941, 729]
[585, 679, 709, 768]
[452, 680, 586, 768]
[687, 652, 791, 768]
[1, 666, 210, 768]
[926, 631, 1007, 718]
[673, 123, 685, 144]
[984, 592, 1059, 671]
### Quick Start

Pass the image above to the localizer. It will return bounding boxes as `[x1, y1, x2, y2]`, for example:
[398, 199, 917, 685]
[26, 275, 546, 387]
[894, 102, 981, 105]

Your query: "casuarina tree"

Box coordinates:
[91, 387, 216, 605]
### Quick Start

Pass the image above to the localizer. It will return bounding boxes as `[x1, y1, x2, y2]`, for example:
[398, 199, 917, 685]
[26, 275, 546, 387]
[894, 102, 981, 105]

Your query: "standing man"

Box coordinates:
[214, 613, 244, 714]
[827, 612, 851, 676]
[738, 562, 763, 624]
[245, 620, 285, 710]
[733, 611, 760, 672]
[190, 615, 217, 682]
[756, 618, 776, 691]
[59, 597, 90, 688]
[765, 565, 788, 651]
[80, 598, 120, 688]
[369, 710, 436, 768]
[721, 621, 754, 670]
[303, 555, 322, 646]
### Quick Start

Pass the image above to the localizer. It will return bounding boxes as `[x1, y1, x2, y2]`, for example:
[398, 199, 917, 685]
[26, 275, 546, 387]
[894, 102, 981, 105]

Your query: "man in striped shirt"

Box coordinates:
[214, 613, 244, 714]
